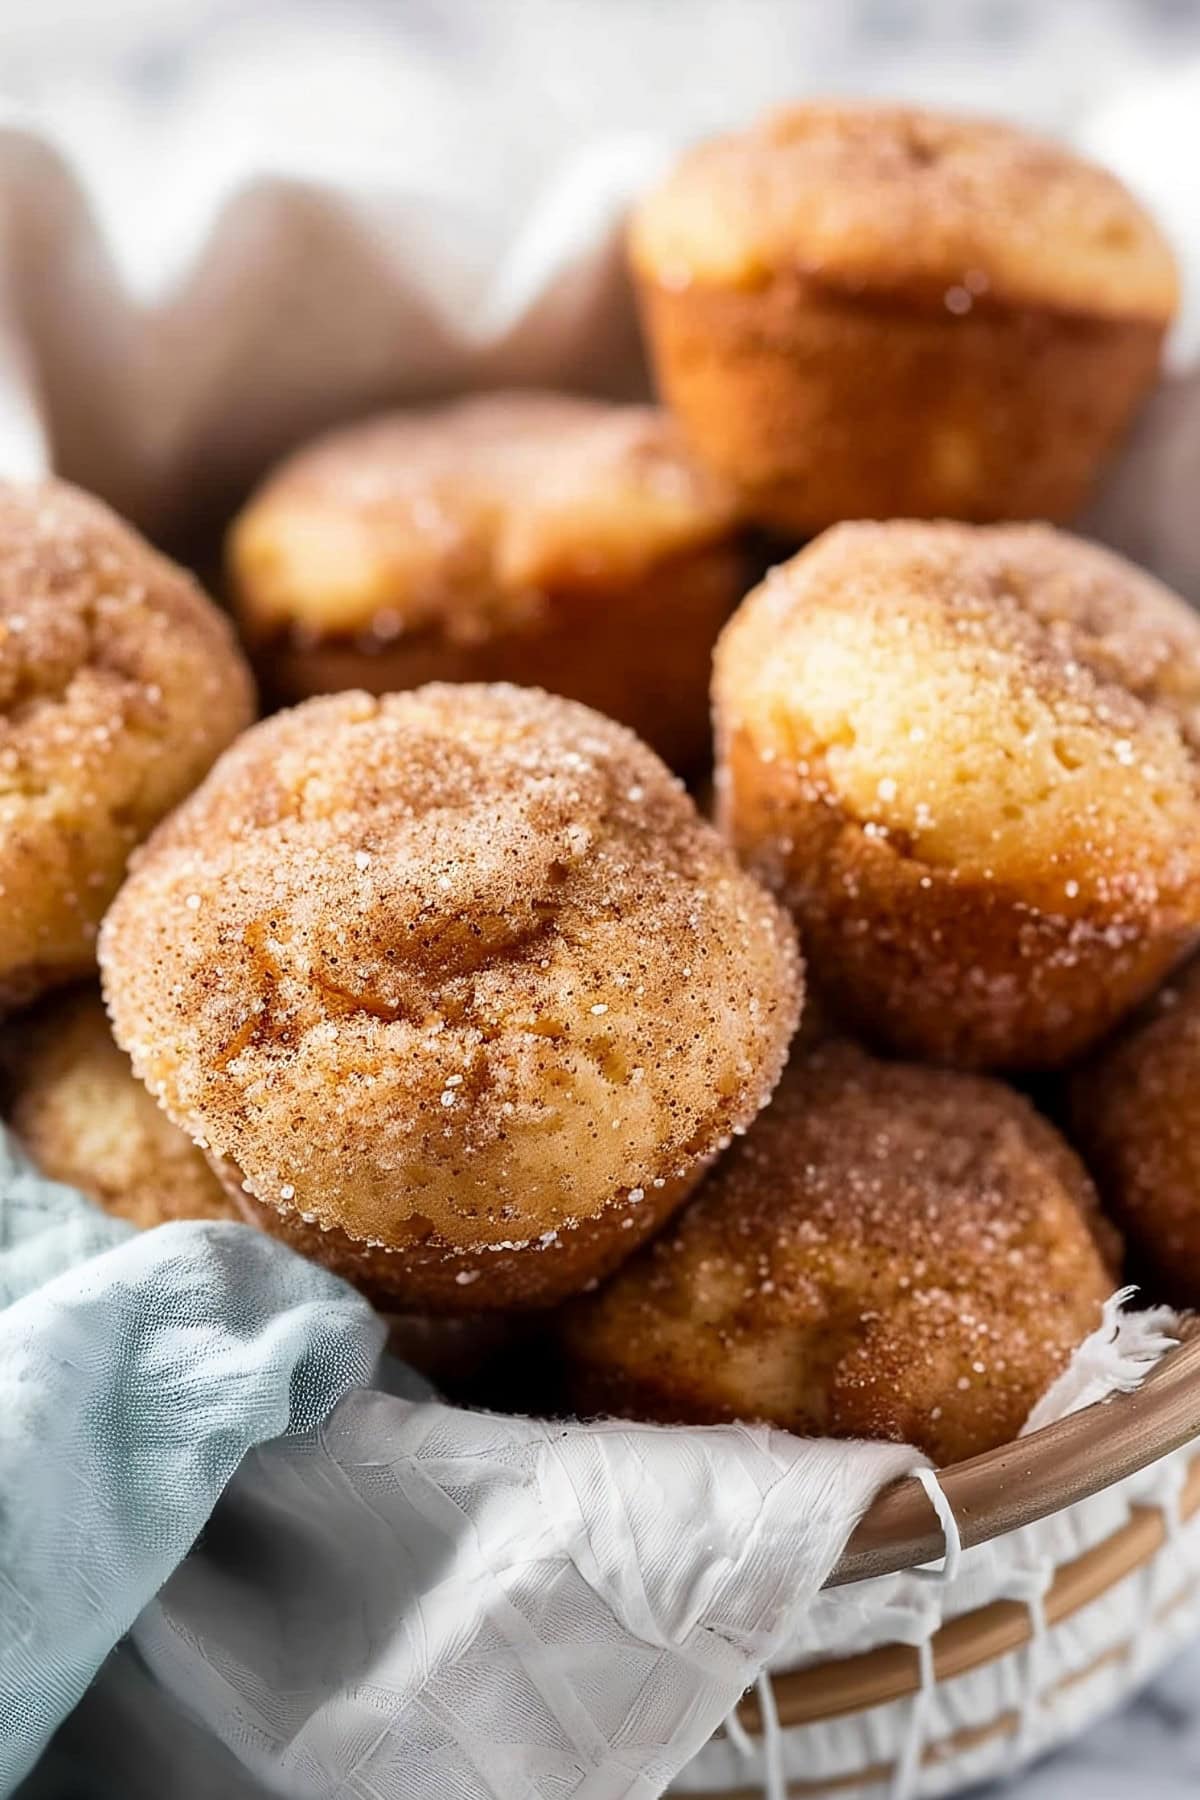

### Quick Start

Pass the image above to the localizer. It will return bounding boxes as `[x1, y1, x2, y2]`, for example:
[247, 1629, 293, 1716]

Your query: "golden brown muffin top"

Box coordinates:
[228, 393, 740, 641]
[100, 684, 801, 1260]
[714, 521, 1200, 919]
[564, 1041, 1115, 1462]
[7, 987, 237, 1228]
[631, 101, 1178, 320]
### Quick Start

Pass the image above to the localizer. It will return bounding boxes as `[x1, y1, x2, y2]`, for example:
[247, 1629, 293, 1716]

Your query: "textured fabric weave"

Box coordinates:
[0, 1133, 386, 1795]
[1, 1131, 915, 1800]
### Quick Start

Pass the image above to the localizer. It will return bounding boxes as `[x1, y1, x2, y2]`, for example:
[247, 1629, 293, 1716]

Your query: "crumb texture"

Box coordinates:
[7, 986, 237, 1227]
[100, 684, 801, 1302]
[563, 1041, 1115, 1463]
[0, 478, 255, 1008]
[631, 101, 1178, 320]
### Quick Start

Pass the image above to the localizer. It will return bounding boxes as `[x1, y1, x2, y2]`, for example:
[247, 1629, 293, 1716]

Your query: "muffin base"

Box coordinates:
[249, 541, 744, 774]
[721, 728, 1197, 1069]
[638, 272, 1165, 531]
[226, 1159, 714, 1311]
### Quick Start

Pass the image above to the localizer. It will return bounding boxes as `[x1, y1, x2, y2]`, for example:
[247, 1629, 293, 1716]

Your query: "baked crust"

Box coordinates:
[6, 987, 237, 1227]
[714, 521, 1200, 1069]
[250, 541, 742, 775]
[101, 684, 802, 1308]
[227, 1159, 711, 1311]
[630, 102, 1177, 319]
[638, 275, 1165, 530]
[1070, 957, 1200, 1306]
[0, 479, 255, 1010]
[562, 1041, 1116, 1463]
[631, 103, 1176, 531]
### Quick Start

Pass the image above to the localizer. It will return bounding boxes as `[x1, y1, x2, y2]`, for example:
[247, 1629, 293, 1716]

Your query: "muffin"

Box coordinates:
[5, 987, 237, 1228]
[227, 393, 743, 772]
[562, 1041, 1117, 1463]
[1069, 958, 1200, 1306]
[714, 521, 1200, 1070]
[100, 684, 801, 1309]
[631, 102, 1177, 532]
[0, 478, 255, 1012]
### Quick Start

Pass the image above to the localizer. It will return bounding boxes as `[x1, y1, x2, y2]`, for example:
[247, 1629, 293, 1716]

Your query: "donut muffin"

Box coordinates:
[100, 684, 801, 1309]
[1069, 958, 1200, 1306]
[714, 521, 1200, 1070]
[227, 394, 743, 771]
[0, 479, 255, 1012]
[631, 102, 1177, 532]
[6, 987, 237, 1228]
[4, 987, 531, 1390]
[562, 1042, 1117, 1463]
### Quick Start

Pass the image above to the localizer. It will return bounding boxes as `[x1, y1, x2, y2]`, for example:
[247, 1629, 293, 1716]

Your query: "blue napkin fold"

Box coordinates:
[0, 1130, 385, 1796]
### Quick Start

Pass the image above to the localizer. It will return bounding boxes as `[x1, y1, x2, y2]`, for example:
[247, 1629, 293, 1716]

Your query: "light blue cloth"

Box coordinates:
[0, 1128, 910, 1800]
[0, 1129, 386, 1797]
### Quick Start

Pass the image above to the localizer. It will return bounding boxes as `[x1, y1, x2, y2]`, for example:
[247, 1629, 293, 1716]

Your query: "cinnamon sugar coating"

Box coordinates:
[1070, 958, 1200, 1306]
[714, 521, 1200, 1069]
[631, 103, 1175, 529]
[100, 684, 801, 1309]
[562, 1041, 1116, 1463]
[227, 394, 743, 770]
[6, 987, 237, 1228]
[631, 102, 1177, 316]
[381, 1311, 529, 1398]
[0, 479, 255, 1010]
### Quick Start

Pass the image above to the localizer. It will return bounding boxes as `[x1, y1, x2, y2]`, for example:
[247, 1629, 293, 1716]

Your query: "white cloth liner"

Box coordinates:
[4, 48, 1200, 1799]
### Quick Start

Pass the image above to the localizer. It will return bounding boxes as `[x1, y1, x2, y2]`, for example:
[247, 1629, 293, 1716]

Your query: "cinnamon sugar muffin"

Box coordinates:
[0, 479, 255, 1011]
[714, 521, 1200, 1070]
[227, 393, 743, 771]
[6, 987, 237, 1228]
[100, 684, 801, 1309]
[381, 1312, 528, 1396]
[562, 1041, 1116, 1463]
[631, 102, 1177, 531]
[1069, 958, 1200, 1306]
[6, 988, 528, 1388]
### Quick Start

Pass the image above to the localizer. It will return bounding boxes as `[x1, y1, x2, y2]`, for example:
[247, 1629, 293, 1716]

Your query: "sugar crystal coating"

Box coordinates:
[100, 683, 802, 1308]
[229, 392, 739, 640]
[631, 105, 1175, 536]
[0, 478, 255, 1009]
[631, 101, 1178, 319]
[1070, 957, 1200, 1307]
[562, 1040, 1116, 1463]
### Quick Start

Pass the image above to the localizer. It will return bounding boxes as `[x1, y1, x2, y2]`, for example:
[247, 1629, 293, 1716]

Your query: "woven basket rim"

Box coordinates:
[826, 1315, 1200, 1587]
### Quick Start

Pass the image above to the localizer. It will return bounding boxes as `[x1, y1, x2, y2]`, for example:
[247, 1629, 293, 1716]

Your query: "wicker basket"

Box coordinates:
[675, 1325, 1200, 1798]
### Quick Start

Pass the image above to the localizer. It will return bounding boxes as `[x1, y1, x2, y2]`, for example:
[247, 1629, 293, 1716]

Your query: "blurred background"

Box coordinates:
[3, 0, 1199, 287]
[6, 0, 1200, 130]
[2, 0, 1198, 528]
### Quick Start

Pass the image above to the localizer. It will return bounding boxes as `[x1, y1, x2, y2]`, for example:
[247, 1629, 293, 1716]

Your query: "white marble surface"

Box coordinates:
[997, 1636, 1200, 1797]
[4, 4, 1200, 1794]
